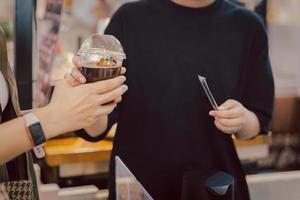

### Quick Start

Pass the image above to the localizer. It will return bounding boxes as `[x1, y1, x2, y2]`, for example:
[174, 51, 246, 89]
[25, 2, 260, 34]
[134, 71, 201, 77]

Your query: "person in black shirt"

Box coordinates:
[73, 0, 274, 199]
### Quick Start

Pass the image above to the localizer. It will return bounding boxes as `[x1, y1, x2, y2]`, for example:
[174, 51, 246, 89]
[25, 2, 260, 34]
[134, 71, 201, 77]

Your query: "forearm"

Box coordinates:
[0, 106, 62, 164]
[236, 109, 260, 140]
[83, 116, 108, 137]
[0, 117, 33, 165]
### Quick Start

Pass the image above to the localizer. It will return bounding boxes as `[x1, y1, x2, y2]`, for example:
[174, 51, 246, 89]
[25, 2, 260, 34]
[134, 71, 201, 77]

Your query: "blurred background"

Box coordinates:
[1, 0, 300, 199]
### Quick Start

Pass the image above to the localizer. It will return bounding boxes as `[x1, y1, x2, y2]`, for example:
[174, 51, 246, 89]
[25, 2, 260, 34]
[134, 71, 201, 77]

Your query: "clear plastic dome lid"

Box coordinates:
[78, 34, 126, 66]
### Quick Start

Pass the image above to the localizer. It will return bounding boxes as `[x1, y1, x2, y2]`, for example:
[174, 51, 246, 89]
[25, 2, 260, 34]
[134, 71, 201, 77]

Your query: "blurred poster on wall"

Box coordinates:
[36, 0, 63, 107]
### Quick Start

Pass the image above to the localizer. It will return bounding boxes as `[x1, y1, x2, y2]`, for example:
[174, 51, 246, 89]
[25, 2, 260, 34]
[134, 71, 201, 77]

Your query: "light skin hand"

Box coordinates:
[69, 55, 127, 137]
[35, 76, 128, 139]
[209, 99, 260, 140]
[0, 76, 127, 164]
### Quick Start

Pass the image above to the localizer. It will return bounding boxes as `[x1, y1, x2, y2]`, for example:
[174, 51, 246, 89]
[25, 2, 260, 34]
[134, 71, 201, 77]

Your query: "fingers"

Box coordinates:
[214, 120, 238, 134]
[209, 108, 240, 119]
[209, 99, 242, 119]
[215, 117, 244, 128]
[68, 67, 86, 84]
[71, 67, 86, 83]
[96, 85, 128, 105]
[64, 67, 86, 86]
[219, 99, 237, 110]
[209, 99, 246, 134]
[114, 96, 122, 104]
[86, 75, 126, 94]
[95, 103, 117, 117]
[72, 55, 81, 67]
[120, 67, 126, 75]
[64, 73, 80, 86]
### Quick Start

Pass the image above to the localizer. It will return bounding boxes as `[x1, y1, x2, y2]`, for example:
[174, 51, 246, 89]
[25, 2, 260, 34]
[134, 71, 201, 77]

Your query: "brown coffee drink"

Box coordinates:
[78, 35, 126, 83]
[80, 60, 121, 83]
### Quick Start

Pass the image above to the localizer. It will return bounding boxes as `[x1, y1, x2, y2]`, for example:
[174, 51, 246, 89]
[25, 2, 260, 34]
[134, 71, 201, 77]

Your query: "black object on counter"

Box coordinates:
[181, 171, 234, 200]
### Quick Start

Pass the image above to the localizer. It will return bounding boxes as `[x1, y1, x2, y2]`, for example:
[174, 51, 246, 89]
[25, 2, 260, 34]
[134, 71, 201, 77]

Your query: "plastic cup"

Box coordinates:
[77, 34, 126, 83]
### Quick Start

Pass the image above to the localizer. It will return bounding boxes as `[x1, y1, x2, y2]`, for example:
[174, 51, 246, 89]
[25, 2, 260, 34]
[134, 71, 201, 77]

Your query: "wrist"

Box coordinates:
[236, 108, 259, 139]
[34, 105, 63, 139]
[84, 116, 108, 137]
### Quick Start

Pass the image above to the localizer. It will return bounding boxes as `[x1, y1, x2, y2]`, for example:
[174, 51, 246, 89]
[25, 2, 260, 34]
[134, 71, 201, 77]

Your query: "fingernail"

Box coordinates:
[120, 76, 126, 82]
[209, 111, 214, 116]
[122, 85, 128, 92]
[79, 77, 84, 82]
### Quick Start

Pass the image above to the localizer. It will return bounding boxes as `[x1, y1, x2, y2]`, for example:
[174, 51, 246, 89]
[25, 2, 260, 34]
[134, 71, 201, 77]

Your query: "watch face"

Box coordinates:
[29, 122, 46, 146]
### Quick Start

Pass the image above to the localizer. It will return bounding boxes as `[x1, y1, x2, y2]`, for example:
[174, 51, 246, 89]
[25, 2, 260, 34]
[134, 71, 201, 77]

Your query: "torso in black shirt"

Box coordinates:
[79, 0, 274, 199]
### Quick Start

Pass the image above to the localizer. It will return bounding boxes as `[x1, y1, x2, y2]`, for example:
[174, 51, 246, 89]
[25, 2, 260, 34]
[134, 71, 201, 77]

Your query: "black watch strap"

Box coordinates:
[28, 122, 46, 146]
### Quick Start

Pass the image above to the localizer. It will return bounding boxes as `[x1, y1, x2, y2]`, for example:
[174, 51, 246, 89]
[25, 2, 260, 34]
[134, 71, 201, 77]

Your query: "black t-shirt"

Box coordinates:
[78, 0, 274, 199]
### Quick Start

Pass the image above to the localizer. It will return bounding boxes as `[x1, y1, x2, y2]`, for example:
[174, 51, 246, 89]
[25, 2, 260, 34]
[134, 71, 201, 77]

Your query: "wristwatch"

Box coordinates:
[23, 113, 46, 158]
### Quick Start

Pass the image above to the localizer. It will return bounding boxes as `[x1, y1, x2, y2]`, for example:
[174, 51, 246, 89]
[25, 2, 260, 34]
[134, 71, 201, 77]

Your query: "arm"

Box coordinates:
[237, 108, 260, 139]
[83, 116, 108, 137]
[0, 76, 127, 164]
[70, 57, 110, 138]
[82, 95, 121, 137]
[209, 100, 260, 140]
[209, 16, 274, 140]
[0, 116, 34, 165]
[72, 6, 126, 138]
[0, 107, 58, 165]
[69, 63, 125, 138]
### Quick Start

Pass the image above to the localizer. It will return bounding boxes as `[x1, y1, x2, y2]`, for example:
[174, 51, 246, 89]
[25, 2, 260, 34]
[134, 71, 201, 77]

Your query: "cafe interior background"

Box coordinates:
[1, 0, 300, 199]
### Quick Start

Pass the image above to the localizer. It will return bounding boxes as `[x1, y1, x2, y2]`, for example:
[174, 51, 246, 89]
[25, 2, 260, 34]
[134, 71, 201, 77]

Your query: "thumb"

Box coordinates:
[72, 55, 82, 67]
[70, 67, 86, 84]
[219, 99, 236, 110]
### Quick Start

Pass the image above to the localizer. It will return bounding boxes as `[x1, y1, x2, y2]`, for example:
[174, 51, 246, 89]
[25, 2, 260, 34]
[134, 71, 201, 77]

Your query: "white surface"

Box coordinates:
[0, 71, 9, 111]
[247, 171, 300, 200]
[59, 161, 109, 178]
[58, 185, 100, 200]
[35, 164, 106, 200]
[58, 185, 98, 196]
[236, 144, 269, 161]
[39, 184, 60, 200]
[269, 23, 300, 93]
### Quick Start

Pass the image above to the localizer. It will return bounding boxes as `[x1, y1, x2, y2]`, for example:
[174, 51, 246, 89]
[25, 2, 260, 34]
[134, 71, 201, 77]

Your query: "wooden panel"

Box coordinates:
[234, 135, 270, 148]
[272, 97, 299, 133]
[44, 137, 112, 167]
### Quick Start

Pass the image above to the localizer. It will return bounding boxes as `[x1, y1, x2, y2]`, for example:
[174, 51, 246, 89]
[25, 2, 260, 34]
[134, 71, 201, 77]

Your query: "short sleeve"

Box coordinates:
[76, 7, 125, 142]
[241, 20, 274, 134]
